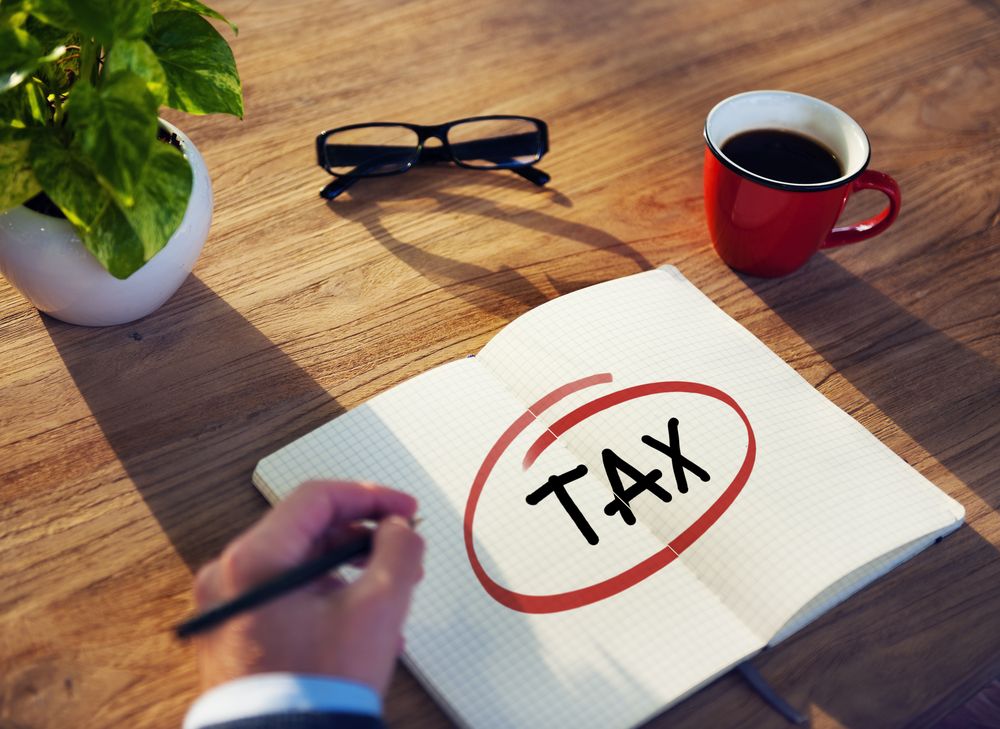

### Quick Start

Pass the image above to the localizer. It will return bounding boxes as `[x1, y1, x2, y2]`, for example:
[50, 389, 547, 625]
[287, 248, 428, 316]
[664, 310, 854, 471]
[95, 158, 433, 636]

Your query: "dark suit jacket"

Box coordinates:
[203, 712, 385, 728]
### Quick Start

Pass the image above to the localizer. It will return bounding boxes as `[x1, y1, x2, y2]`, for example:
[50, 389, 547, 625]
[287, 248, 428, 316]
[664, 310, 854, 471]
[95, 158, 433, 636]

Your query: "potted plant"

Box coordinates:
[0, 0, 242, 325]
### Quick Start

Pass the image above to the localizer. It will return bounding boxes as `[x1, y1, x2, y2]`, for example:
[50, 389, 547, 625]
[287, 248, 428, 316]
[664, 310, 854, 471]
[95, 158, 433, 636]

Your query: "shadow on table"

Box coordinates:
[742, 253, 1000, 507]
[653, 522, 1000, 729]
[325, 167, 654, 320]
[734, 253, 1000, 729]
[44, 275, 345, 570]
[655, 255, 1000, 727]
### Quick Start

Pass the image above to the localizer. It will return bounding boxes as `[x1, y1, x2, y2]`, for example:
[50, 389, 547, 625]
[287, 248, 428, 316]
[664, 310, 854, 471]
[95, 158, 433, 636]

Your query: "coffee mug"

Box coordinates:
[703, 90, 901, 277]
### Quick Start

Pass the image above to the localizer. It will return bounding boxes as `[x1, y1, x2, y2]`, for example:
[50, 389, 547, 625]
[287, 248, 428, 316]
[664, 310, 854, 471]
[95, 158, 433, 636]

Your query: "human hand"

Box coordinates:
[191, 480, 424, 695]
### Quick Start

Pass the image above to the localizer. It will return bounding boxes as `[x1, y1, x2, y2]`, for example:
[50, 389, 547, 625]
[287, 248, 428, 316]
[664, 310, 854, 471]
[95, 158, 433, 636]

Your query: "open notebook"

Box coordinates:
[254, 267, 964, 729]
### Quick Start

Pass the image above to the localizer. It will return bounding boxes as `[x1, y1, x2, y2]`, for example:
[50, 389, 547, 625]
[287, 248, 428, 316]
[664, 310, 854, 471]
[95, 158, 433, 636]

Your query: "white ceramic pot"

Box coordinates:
[0, 119, 212, 326]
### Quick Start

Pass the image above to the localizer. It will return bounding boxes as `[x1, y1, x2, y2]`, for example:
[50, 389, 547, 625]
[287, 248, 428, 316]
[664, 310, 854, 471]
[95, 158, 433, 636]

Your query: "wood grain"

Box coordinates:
[0, 0, 997, 727]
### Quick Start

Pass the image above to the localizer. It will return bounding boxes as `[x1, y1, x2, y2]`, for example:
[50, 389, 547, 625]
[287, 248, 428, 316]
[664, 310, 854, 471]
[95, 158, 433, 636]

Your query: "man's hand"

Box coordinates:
[192, 480, 424, 695]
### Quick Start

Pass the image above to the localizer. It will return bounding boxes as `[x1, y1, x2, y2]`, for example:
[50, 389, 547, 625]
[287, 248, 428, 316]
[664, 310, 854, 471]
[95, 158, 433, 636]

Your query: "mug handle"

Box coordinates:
[821, 169, 901, 248]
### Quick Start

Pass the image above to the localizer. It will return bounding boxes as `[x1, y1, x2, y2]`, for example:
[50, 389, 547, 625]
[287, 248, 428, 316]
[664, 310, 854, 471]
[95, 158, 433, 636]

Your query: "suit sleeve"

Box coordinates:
[199, 712, 385, 728]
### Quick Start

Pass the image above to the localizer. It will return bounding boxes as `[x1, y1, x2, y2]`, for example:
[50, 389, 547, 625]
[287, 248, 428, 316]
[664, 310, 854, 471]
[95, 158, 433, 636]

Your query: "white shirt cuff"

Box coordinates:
[183, 673, 381, 729]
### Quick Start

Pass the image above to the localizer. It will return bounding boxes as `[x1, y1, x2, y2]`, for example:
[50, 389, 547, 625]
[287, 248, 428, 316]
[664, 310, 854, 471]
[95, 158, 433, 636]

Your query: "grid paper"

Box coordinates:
[253, 266, 964, 728]
[477, 267, 964, 643]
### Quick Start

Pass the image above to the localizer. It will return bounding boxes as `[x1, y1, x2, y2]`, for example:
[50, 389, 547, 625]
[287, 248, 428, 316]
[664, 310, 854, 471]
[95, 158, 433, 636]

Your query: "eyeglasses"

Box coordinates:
[315, 115, 550, 199]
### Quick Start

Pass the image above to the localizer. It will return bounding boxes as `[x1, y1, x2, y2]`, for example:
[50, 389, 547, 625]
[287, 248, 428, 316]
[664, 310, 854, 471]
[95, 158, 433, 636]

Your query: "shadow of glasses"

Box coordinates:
[323, 166, 655, 322]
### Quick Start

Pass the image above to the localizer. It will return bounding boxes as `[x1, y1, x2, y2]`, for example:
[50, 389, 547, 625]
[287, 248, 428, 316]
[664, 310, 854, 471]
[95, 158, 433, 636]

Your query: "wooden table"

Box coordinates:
[2, 0, 998, 726]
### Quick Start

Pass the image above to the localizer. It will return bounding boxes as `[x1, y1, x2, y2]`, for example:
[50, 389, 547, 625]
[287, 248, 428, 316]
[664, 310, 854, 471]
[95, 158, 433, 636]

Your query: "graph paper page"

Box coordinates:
[477, 267, 964, 644]
[254, 357, 761, 729]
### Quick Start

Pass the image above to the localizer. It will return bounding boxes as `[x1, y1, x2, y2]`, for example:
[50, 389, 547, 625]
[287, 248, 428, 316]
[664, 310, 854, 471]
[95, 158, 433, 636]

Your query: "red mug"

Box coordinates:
[703, 90, 901, 277]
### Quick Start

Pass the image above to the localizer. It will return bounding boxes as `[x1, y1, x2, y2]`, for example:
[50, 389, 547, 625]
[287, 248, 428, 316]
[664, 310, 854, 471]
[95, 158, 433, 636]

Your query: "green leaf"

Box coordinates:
[0, 137, 40, 210]
[150, 0, 237, 35]
[0, 76, 49, 126]
[28, 0, 150, 44]
[31, 131, 193, 278]
[66, 71, 158, 205]
[0, 12, 64, 92]
[22, 75, 48, 122]
[85, 198, 147, 277]
[32, 132, 143, 276]
[87, 143, 191, 277]
[29, 130, 108, 229]
[118, 139, 191, 260]
[0, 17, 39, 91]
[30, 47, 73, 98]
[16, 0, 72, 31]
[104, 39, 167, 106]
[24, 12, 76, 51]
[147, 11, 243, 117]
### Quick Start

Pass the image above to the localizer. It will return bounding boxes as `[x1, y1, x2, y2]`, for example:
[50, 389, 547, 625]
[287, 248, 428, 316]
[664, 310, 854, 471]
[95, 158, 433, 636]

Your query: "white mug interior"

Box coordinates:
[704, 90, 870, 189]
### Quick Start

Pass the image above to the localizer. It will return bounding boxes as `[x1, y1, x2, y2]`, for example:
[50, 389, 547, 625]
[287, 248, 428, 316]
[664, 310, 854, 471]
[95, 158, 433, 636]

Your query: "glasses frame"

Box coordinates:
[315, 115, 550, 199]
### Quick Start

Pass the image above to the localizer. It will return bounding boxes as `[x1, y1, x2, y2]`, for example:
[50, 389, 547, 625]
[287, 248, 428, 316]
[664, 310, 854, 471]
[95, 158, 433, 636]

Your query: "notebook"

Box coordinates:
[253, 267, 964, 729]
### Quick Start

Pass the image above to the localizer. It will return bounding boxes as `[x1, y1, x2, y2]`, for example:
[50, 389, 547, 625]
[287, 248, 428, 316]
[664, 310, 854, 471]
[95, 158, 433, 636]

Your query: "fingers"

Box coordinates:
[193, 559, 221, 608]
[221, 481, 418, 589]
[356, 516, 425, 602]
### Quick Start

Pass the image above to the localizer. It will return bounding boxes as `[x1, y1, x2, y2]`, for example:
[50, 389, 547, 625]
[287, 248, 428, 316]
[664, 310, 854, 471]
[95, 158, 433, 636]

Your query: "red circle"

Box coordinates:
[463, 381, 756, 613]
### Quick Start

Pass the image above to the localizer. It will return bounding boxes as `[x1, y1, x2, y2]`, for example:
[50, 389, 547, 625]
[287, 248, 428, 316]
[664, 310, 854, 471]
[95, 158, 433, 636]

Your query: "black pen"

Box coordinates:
[175, 531, 375, 639]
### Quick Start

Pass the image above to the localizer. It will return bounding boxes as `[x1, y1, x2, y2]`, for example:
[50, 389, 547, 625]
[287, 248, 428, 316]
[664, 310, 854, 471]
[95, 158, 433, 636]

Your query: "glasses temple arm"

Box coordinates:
[511, 165, 550, 186]
[320, 175, 359, 200]
[319, 153, 410, 199]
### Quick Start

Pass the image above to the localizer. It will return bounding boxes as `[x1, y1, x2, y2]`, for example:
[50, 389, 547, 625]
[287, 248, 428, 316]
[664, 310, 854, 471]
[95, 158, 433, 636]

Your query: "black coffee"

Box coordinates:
[721, 129, 842, 184]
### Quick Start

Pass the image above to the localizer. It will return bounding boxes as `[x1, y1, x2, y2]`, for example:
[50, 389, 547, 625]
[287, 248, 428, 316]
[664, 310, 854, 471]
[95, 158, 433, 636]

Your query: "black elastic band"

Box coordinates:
[736, 661, 808, 725]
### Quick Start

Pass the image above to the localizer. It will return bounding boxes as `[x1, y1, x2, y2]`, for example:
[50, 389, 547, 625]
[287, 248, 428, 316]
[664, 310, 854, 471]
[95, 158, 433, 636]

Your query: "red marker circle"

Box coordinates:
[463, 377, 756, 613]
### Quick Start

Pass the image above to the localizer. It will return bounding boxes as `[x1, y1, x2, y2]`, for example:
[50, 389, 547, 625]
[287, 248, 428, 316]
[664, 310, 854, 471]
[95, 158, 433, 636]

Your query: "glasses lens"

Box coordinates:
[446, 118, 543, 169]
[323, 125, 419, 176]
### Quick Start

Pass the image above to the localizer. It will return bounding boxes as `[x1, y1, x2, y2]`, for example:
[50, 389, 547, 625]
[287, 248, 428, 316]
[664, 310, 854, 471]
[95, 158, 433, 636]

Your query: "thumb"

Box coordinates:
[356, 516, 424, 600]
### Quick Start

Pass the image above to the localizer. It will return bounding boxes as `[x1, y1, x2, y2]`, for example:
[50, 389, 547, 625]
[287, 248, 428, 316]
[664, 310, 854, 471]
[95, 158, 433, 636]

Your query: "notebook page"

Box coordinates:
[254, 357, 761, 728]
[477, 267, 964, 644]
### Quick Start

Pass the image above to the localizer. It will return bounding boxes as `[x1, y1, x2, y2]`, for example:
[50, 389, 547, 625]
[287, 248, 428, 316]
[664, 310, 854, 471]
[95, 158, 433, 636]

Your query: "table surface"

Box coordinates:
[2, 0, 998, 727]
